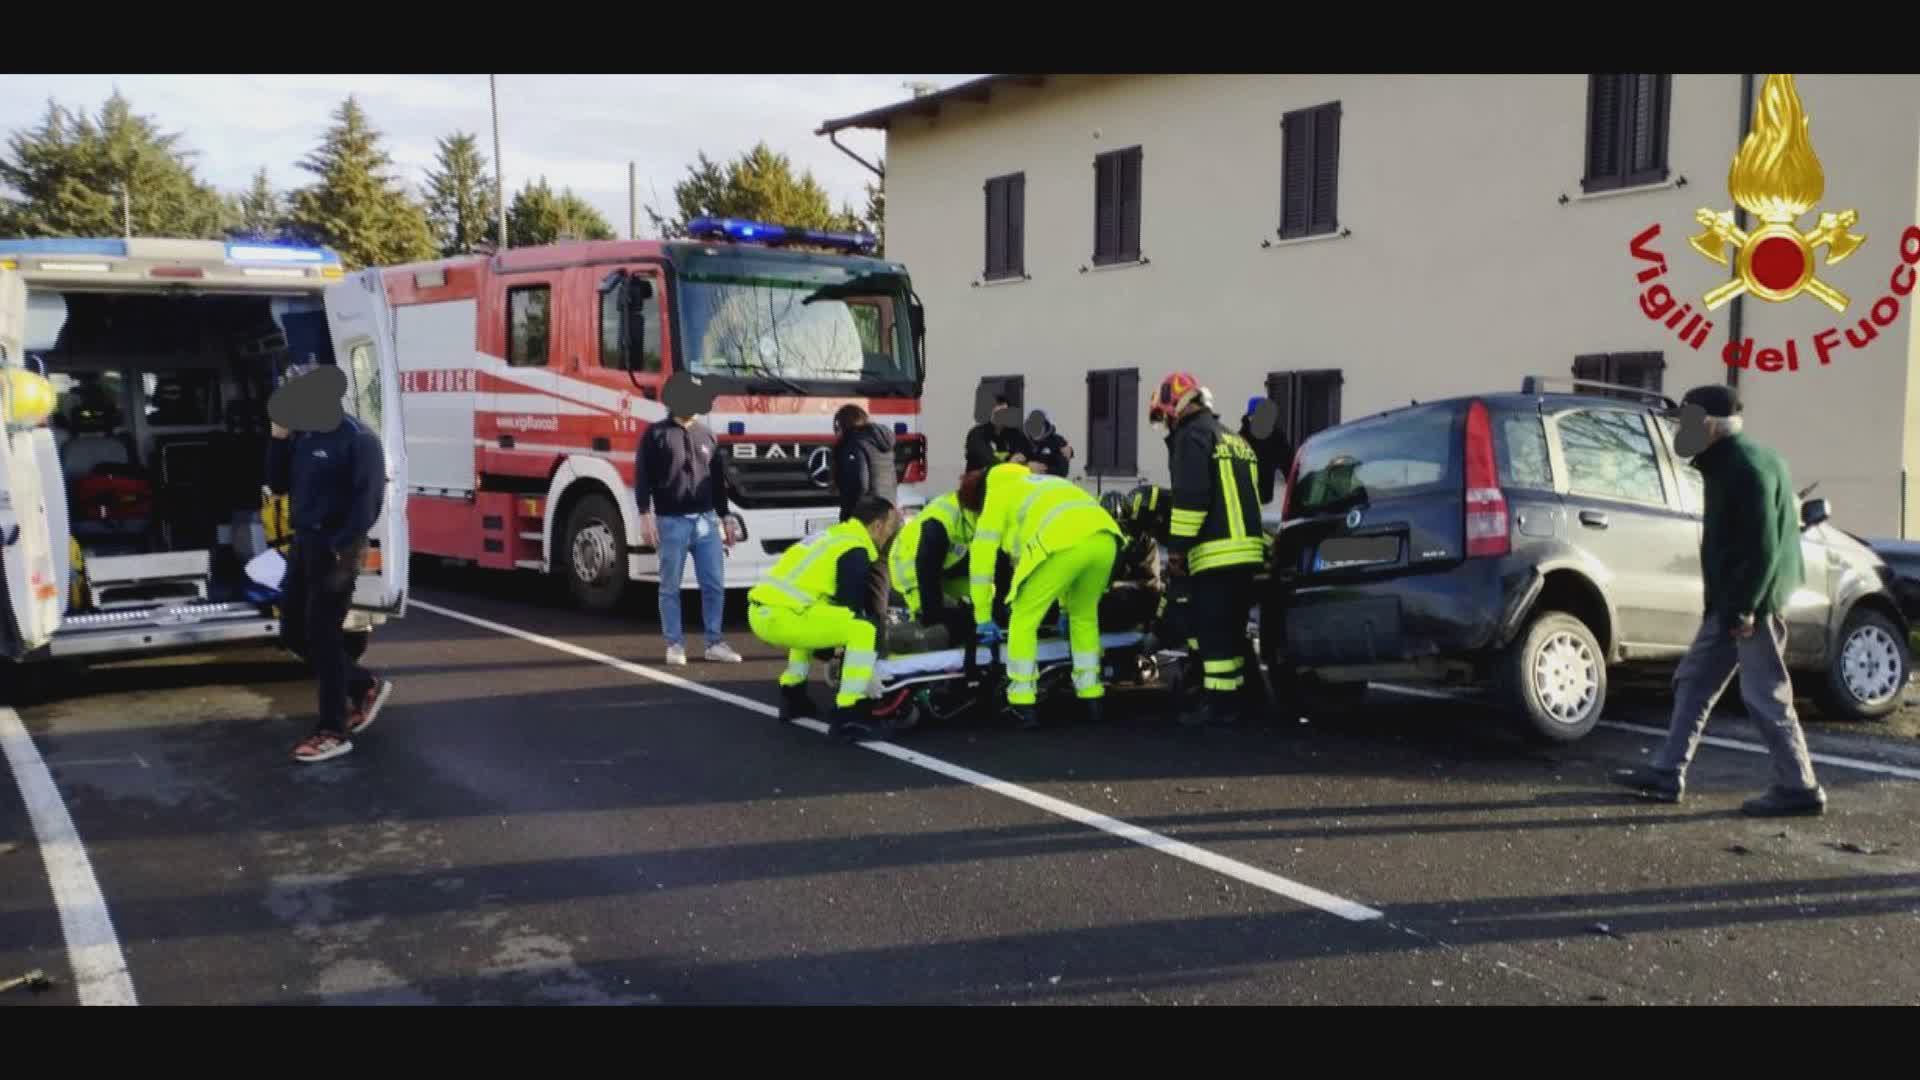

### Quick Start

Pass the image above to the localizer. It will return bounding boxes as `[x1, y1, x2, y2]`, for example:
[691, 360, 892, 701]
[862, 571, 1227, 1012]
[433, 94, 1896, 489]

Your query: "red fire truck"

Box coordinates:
[378, 218, 927, 610]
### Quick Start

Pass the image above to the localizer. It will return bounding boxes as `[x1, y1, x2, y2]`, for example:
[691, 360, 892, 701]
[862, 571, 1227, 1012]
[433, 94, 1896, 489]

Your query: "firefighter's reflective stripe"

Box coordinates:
[1190, 537, 1269, 572]
[1204, 654, 1246, 691]
[1169, 508, 1206, 538]
[780, 655, 811, 687]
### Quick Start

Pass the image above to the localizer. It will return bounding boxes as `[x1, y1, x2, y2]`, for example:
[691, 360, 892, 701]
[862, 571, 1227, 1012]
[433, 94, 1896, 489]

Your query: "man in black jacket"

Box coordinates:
[832, 404, 897, 522]
[635, 373, 740, 667]
[963, 390, 1033, 473]
[266, 364, 391, 764]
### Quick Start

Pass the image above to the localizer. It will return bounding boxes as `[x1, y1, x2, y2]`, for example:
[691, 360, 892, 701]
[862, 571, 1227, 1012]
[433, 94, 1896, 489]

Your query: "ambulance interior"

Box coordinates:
[31, 290, 332, 613]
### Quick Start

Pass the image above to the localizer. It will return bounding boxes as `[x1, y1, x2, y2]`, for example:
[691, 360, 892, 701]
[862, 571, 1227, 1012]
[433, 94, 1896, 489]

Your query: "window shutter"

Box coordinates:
[1118, 147, 1142, 262]
[1628, 75, 1670, 182]
[1094, 153, 1119, 260]
[1265, 371, 1296, 446]
[1585, 75, 1623, 188]
[984, 178, 1006, 277]
[1008, 173, 1025, 276]
[1310, 104, 1341, 234]
[1085, 370, 1111, 474]
[1573, 353, 1608, 385]
[1280, 112, 1311, 239]
[1115, 368, 1140, 475]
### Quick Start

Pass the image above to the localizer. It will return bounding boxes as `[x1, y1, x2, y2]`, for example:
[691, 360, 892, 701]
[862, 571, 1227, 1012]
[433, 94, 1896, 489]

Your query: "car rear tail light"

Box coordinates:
[1464, 399, 1510, 558]
[903, 457, 927, 484]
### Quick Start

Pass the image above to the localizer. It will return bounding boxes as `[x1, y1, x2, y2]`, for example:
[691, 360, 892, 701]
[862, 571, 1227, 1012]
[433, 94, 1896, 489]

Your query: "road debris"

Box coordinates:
[1589, 922, 1624, 939]
[0, 969, 53, 995]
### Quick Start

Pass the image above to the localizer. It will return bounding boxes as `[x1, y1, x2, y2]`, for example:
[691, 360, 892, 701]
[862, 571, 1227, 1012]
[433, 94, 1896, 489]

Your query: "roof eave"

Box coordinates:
[815, 74, 1047, 135]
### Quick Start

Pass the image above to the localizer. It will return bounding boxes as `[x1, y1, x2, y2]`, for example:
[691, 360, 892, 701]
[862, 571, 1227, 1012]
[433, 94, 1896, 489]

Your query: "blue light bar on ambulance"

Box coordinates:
[686, 217, 877, 255]
[225, 242, 339, 265]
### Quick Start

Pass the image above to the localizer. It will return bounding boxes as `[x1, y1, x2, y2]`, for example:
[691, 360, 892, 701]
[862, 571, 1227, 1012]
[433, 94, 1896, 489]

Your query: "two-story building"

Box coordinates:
[819, 73, 1920, 537]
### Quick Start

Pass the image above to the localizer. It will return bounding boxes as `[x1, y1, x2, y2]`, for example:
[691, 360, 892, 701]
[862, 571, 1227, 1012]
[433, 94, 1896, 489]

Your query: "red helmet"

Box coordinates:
[1149, 371, 1202, 425]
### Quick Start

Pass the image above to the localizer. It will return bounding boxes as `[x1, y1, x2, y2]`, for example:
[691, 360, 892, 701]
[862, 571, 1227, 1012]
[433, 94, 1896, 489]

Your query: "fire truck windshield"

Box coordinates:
[674, 250, 919, 396]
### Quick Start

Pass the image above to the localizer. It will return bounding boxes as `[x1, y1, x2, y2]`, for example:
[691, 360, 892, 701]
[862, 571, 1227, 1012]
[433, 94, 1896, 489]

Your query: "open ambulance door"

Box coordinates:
[324, 269, 410, 617]
[0, 264, 68, 658]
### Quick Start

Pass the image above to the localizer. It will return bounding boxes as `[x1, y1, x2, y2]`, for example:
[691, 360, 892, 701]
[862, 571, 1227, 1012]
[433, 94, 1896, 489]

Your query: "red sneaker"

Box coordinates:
[347, 679, 394, 736]
[293, 732, 352, 763]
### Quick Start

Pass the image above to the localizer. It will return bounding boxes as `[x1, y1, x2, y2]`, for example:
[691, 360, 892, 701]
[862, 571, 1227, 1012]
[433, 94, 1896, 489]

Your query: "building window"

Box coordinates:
[1573, 352, 1665, 398]
[1280, 102, 1341, 239]
[1085, 368, 1140, 478]
[1093, 146, 1142, 265]
[984, 173, 1025, 280]
[1265, 369, 1344, 447]
[1583, 74, 1671, 193]
[977, 374, 1025, 417]
[507, 285, 550, 368]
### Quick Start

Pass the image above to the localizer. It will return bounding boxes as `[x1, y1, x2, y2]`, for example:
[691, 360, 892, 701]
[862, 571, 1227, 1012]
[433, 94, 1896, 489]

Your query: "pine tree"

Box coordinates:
[647, 142, 863, 240]
[0, 92, 226, 239]
[287, 96, 436, 268]
[228, 167, 288, 241]
[422, 132, 499, 256]
[508, 178, 614, 247]
[863, 158, 885, 255]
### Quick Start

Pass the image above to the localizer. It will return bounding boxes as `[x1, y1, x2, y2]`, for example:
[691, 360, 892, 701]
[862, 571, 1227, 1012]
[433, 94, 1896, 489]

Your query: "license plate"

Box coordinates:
[1313, 535, 1399, 572]
[804, 516, 836, 536]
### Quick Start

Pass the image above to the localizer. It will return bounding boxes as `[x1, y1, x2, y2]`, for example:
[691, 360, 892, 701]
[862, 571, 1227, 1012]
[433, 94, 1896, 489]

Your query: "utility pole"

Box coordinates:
[490, 75, 509, 250]
[629, 161, 639, 240]
[120, 179, 131, 238]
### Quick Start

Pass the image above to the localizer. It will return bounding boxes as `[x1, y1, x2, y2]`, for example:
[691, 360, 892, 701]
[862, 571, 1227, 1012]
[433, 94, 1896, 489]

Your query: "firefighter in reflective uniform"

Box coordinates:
[748, 496, 902, 739]
[960, 463, 1122, 729]
[1152, 371, 1269, 727]
[888, 473, 984, 647]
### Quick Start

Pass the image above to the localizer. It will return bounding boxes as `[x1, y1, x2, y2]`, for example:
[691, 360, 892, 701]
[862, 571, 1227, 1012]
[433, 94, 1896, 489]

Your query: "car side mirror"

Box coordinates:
[1801, 497, 1831, 530]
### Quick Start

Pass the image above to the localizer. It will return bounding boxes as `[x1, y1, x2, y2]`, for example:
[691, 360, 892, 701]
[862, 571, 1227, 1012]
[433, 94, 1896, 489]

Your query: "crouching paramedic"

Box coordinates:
[1154, 371, 1269, 728]
[888, 472, 985, 648]
[749, 496, 902, 739]
[961, 463, 1122, 729]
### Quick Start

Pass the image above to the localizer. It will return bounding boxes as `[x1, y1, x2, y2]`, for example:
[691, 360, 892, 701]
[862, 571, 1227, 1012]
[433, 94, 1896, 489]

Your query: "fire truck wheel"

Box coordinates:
[561, 492, 629, 612]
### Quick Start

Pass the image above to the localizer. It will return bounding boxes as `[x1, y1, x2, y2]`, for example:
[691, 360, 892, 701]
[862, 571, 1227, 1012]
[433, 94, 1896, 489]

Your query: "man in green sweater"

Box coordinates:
[1616, 384, 1826, 816]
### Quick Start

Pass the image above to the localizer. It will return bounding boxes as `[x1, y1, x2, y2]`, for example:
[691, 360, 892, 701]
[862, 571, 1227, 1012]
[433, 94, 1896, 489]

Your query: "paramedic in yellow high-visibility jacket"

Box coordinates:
[748, 495, 902, 740]
[960, 462, 1123, 729]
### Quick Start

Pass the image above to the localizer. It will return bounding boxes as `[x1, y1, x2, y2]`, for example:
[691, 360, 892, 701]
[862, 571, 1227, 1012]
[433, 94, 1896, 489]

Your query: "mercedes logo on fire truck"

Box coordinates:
[807, 447, 834, 488]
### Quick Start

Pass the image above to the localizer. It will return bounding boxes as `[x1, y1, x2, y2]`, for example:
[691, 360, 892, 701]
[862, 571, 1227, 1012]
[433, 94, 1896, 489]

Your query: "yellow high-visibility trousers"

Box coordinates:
[1004, 533, 1117, 705]
[749, 602, 878, 709]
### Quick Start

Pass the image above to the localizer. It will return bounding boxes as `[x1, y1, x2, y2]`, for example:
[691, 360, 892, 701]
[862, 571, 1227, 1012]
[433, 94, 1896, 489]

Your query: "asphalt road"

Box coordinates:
[5, 561, 1920, 1005]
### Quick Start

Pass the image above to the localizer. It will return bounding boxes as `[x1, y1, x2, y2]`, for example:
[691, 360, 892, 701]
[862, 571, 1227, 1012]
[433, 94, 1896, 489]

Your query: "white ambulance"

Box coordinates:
[0, 238, 409, 689]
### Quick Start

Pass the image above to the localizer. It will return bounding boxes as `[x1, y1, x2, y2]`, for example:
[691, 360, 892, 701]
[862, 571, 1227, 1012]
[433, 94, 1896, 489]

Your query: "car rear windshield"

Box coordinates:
[1289, 406, 1461, 517]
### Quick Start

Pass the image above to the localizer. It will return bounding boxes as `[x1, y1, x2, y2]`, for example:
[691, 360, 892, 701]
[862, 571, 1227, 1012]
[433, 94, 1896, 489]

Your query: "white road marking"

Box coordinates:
[1370, 682, 1920, 782]
[0, 707, 137, 1005]
[1596, 720, 1920, 782]
[412, 599, 1384, 922]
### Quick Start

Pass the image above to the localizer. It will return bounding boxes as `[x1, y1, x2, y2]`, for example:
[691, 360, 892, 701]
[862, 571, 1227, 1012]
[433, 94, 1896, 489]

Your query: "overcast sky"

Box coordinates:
[2, 74, 981, 236]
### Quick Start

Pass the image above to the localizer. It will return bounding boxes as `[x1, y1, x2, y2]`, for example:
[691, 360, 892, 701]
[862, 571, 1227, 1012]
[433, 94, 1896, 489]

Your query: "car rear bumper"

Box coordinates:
[1271, 557, 1533, 674]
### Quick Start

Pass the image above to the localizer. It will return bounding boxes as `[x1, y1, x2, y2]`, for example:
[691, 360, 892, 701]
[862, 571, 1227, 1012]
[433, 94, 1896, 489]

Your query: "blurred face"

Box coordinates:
[868, 509, 902, 547]
[1672, 403, 1711, 458]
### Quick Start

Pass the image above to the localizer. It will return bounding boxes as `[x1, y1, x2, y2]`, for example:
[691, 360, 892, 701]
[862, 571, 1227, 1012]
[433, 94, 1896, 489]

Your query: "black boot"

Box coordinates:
[778, 684, 817, 725]
[1004, 703, 1041, 730]
[829, 700, 879, 741]
[1082, 698, 1105, 725]
[1741, 784, 1826, 817]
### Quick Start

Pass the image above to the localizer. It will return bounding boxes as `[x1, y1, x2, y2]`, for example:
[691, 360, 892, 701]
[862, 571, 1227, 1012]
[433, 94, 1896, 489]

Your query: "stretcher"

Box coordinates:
[827, 627, 1173, 731]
